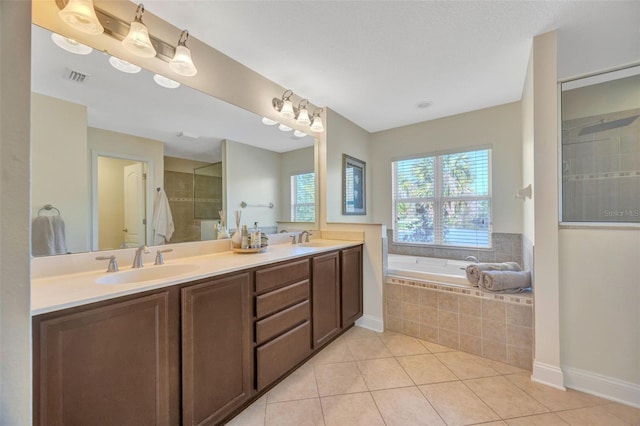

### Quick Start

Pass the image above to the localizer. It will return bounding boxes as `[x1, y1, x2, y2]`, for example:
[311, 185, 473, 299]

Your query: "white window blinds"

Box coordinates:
[291, 172, 315, 222]
[392, 148, 492, 248]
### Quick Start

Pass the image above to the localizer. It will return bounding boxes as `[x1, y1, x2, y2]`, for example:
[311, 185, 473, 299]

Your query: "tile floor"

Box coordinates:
[227, 326, 640, 426]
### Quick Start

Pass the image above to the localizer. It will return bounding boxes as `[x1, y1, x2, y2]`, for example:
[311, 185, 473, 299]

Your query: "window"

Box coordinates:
[291, 172, 315, 222]
[392, 148, 491, 248]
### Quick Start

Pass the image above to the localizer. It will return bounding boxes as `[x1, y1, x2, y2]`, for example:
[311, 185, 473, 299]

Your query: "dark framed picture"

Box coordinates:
[342, 154, 366, 215]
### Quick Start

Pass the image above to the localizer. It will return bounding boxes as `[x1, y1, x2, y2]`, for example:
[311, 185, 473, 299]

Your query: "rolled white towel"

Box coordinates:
[479, 270, 532, 292]
[465, 262, 521, 286]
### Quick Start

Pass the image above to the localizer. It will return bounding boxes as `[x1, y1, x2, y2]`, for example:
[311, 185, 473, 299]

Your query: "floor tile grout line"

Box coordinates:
[457, 376, 505, 422]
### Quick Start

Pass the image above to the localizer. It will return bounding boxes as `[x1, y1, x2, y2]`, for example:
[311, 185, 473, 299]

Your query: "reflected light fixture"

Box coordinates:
[109, 56, 141, 73]
[310, 108, 325, 133]
[51, 32, 93, 55]
[272, 90, 295, 119]
[294, 130, 307, 138]
[153, 74, 180, 89]
[278, 124, 293, 132]
[261, 117, 278, 126]
[170, 30, 197, 77]
[295, 99, 311, 126]
[122, 4, 157, 58]
[58, 0, 104, 35]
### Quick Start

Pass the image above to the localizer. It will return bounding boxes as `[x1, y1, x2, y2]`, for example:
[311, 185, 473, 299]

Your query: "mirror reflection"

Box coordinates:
[30, 24, 316, 256]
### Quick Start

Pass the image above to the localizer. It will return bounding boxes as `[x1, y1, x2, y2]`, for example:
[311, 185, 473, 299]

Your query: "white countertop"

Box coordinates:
[31, 239, 361, 316]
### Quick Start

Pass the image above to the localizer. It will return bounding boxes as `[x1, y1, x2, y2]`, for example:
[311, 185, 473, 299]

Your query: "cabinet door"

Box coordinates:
[311, 251, 341, 348]
[34, 292, 173, 426]
[182, 273, 252, 426]
[341, 245, 363, 328]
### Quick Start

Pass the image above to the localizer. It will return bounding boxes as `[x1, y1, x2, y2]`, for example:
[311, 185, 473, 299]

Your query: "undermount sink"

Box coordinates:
[298, 240, 339, 248]
[96, 263, 200, 285]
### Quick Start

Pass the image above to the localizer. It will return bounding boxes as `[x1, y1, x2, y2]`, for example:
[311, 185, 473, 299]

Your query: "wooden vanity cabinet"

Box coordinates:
[254, 259, 312, 391]
[311, 251, 341, 348]
[340, 245, 363, 328]
[181, 272, 252, 426]
[33, 289, 180, 426]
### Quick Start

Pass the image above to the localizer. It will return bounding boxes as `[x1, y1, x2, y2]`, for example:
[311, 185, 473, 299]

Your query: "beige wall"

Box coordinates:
[521, 51, 535, 245]
[164, 156, 217, 174]
[371, 102, 524, 235]
[97, 157, 136, 250]
[325, 109, 374, 223]
[1, 2, 32, 423]
[223, 140, 280, 229]
[31, 93, 90, 253]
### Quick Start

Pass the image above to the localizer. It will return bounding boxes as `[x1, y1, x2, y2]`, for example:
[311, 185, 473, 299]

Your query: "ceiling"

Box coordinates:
[142, 0, 640, 133]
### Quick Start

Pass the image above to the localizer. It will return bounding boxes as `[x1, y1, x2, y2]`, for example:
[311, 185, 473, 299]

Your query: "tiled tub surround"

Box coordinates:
[388, 230, 524, 266]
[385, 278, 533, 370]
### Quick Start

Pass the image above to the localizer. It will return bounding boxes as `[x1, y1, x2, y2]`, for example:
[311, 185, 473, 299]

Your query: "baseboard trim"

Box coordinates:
[532, 361, 566, 390]
[355, 314, 383, 332]
[563, 366, 640, 408]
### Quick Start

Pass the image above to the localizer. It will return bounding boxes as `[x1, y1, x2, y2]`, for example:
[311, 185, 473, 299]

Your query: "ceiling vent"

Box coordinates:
[65, 68, 89, 83]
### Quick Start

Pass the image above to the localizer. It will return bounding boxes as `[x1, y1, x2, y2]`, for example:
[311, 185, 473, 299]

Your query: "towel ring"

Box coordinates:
[38, 204, 61, 216]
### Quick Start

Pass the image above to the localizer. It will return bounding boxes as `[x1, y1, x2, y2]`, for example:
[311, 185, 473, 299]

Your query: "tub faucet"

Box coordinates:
[298, 230, 312, 243]
[132, 245, 150, 268]
[465, 256, 479, 263]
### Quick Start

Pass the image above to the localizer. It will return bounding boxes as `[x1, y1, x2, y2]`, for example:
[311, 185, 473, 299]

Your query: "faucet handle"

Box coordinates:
[96, 255, 119, 272]
[304, 231, 312, 243]
[291, 235, 297, 245]
[154, 248, 173, 265]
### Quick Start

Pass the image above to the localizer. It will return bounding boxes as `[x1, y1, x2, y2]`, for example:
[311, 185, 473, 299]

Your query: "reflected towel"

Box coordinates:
[465, 262, 521, 286]
[479, 270, 532, 293]
[152, 189, 174, 245]
[32, 216, 68, 256]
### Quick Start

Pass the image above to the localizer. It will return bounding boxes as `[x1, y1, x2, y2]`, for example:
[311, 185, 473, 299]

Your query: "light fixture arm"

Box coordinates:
[178, 29, 189, 47]
[134, 3, 145, 23]
[272, 89, 294, 113]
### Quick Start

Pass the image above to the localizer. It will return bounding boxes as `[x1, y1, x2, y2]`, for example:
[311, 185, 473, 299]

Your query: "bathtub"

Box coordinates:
[387, 254, 473, 286]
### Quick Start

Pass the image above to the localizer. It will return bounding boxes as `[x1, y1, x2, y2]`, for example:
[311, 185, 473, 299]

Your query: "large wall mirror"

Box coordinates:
[31, 24, 317, 256]
[560, 65, 640, 224]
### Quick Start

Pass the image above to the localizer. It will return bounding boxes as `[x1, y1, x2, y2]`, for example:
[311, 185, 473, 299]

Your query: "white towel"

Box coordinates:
[152, 189, 174, 245]
[32, 216, 68, 256]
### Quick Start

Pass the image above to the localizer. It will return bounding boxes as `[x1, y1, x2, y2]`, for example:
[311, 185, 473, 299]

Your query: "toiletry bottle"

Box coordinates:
[253, 222, 261, 249]
[241, 225, 248, 249]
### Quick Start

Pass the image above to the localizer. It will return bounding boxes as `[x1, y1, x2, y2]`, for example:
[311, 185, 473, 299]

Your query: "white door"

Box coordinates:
[123, 163, 146, 246]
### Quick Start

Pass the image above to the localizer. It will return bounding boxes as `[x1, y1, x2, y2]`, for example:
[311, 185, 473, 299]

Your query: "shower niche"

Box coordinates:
[561, 65, 640, 224]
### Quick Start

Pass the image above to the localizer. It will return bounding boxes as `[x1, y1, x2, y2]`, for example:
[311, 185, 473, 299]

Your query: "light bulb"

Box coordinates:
[153, 74, 180, 89]
[109, 56, 141, 73]
[294, 130, 307, 138]
[310, 116, 324, 133]
[296, 108, 311, 126]
[51, 33, 93, 55]
[123, 21, 156, 58]
[58, 0, 104, 35]
[281, 99, 295, 119]
[278, 124, 293, 132]
[262, 117, 278, 126]
[170, 45, 197, 77]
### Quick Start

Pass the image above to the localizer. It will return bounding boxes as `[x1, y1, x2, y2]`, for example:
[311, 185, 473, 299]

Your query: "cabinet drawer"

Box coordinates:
[256, 301, 309, 345]
[255, 259, 309, 294]
[255, 280, 309, 319]
[256, 321, 311, 390]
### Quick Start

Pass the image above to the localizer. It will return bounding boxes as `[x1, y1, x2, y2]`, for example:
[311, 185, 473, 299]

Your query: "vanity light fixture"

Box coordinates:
[153, 73, 180, 89]
[261, 117, 278, 126]
[310, 108, 325, 133]
[109, 56, 142, 74]
[58, 0, 104, 35]
[51, 32, 93, 55]
[169, 30, 197, 77]
[122, 4, 157, 58]
[272, 90, 295, 119]
[295, 99, 311, 126]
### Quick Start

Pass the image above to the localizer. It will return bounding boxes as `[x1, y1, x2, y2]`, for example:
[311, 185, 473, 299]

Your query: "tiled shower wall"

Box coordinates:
[387, 230, 523, 266]
[385, 279, 533, 370]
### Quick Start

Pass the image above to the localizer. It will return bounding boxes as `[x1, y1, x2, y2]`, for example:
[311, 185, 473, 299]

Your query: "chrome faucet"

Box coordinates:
[298, 230, 312, 244]
[132, 246, 150, 268]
